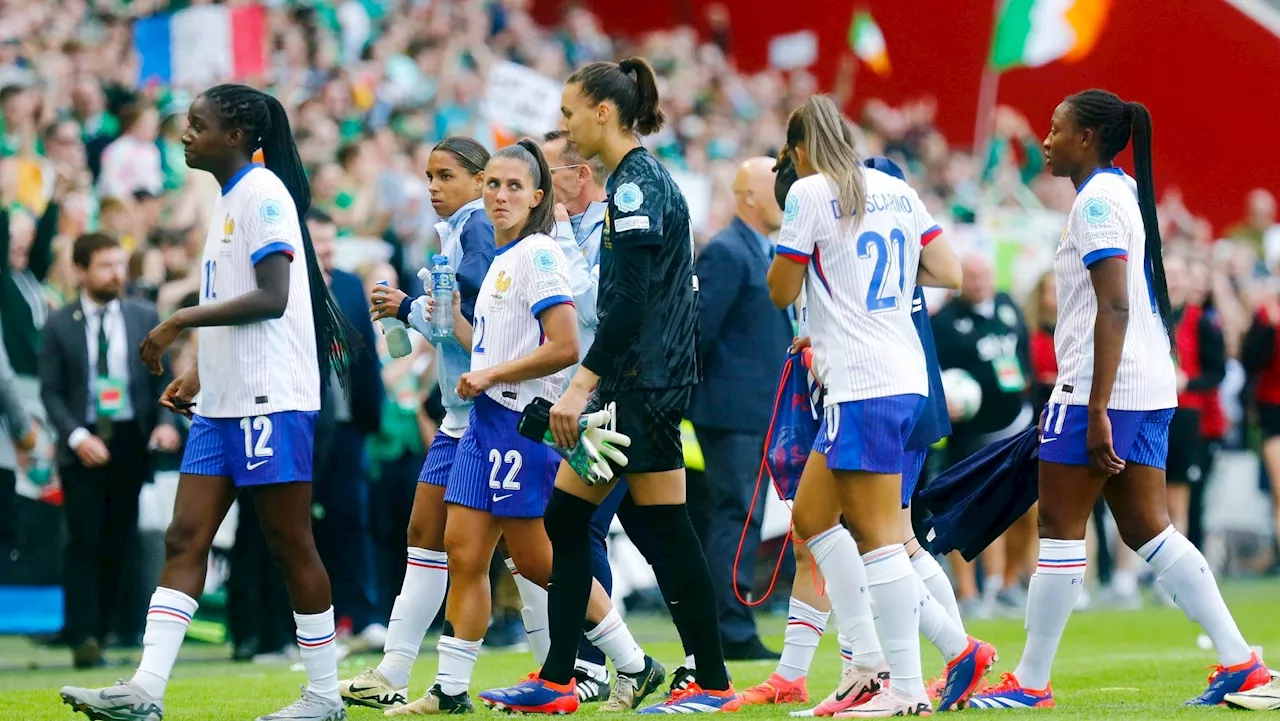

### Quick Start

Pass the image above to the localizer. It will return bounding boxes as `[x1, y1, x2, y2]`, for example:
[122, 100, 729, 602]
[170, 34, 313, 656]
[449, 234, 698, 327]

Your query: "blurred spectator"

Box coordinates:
[1023, 270, 1057, 411]
[931, 253, 1035, 617]
[686, 157, 791, 659]
[38, 233, 179, 667]
[309, 209, 386, 646]
[0, 314, 36, 579]
[97, 102, 162, 202]
[1227, 188, 1276, 260]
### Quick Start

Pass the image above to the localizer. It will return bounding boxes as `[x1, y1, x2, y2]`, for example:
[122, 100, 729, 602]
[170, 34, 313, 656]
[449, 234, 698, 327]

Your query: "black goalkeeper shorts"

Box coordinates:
[586, 386, 692, 475]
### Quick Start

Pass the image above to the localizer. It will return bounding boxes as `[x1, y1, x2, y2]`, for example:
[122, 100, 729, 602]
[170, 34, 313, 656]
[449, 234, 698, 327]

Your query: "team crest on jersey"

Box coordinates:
[533, 248, 557, 274]
[602, 208, 612, 250]
[222, 215, 235, 243]
[1082, 197, 1111, 225]
[614, 182, 644, 213]
[492, 270, 513, 298]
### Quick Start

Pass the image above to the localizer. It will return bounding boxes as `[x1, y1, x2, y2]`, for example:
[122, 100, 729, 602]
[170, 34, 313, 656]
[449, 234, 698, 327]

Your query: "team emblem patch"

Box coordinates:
[222, 214, 235, 243]
[784, 193, 800, 224]
[533, 248, 558, 273]
[259, 198, 284, 225]
[494, 270, 513, 294]
[614, 182, 644, 213]
[1082, 197, 1110, 225]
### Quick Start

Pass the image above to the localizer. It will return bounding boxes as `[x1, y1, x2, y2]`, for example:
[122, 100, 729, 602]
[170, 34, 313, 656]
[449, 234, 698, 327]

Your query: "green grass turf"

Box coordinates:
[2, 580, 1278, 720]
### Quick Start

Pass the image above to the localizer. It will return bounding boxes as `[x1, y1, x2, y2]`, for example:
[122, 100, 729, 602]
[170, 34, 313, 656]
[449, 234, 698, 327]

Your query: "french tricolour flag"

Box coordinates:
[133, 4, 267, 89]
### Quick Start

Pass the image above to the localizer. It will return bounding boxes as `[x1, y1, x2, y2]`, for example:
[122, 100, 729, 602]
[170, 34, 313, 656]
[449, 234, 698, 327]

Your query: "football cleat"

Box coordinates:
[256, 687, 347, 721]
[937, 638, 998, 711]
[1224, 671, 1280, 711]
[478, 674, 578, 715]
[1185, 652, 1271, 706]
[600, 656, 666, 711]
[804, 666, 888, 716]
[339, 667, 407, 710]
[637, 683, 736, 714]
[725, 673, 808, 710]
[60, 680, 164, 721]
[385, 684, 474, 716]
[832, 687, 931, 717]
[966, 673, 1054, 710]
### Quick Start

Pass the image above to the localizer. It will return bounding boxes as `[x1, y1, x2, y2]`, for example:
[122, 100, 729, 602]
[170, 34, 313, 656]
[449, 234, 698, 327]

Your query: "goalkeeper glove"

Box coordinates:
[518, 398, 632, 486]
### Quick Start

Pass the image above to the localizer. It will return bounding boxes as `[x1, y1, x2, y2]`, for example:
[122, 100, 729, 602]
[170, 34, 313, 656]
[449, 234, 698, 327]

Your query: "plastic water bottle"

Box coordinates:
[376, 280, 413, 358]
[429, 254, 455, 340]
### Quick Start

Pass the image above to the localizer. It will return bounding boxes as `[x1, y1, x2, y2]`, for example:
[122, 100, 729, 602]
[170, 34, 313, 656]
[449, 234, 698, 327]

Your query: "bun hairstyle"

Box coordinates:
[1066, 89, 1171, 340]
[566, 57, 665, 136]
[490, 138, 556, 239]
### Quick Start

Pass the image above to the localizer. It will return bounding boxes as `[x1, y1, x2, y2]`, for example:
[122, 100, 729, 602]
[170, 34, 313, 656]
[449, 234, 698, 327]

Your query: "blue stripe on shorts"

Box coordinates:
[442, 394, 559, 518]
[179, 411, 316, 487]
[1039, 403, 1173, 469]
[418, 431, 461, 486]
[813, 394, 926, 473]
[901, 447, 928, 508]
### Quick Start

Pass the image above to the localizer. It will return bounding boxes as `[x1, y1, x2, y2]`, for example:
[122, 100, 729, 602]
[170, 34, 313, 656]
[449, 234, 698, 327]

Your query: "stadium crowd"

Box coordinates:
[1, 0, 1278, 671]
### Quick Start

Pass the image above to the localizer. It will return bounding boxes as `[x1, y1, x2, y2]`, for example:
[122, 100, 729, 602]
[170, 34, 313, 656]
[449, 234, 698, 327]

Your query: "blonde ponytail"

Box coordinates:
[785, 95, 866, 226]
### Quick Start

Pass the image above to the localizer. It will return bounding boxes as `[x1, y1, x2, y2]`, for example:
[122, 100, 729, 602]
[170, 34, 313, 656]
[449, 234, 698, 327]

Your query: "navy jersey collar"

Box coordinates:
[1076, 166, 1125, 192]
[222, 162, 262, 195]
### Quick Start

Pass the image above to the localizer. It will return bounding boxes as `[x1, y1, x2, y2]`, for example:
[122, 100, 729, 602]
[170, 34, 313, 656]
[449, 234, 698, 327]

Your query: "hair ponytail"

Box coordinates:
[619, 57, 665, 135]
[491, 138, 556, 239]
[567, 57, 665, 136]
[201, 83, 361, 391]
[786, 95, 866, 226]
[1127, 101, 1173, 339]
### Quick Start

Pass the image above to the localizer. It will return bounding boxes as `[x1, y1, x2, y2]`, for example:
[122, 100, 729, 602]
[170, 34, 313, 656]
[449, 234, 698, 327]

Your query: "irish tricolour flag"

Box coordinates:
[133, 4, 267, 89]
[989, 0, 1112, 71]
[848, 11, 890, 76]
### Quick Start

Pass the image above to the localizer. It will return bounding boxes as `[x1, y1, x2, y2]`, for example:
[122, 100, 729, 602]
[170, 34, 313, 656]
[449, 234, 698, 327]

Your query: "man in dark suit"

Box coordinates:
[308, 209, 385, 644]
[687, 157, 793, 659]
[39, 233, 180, 668]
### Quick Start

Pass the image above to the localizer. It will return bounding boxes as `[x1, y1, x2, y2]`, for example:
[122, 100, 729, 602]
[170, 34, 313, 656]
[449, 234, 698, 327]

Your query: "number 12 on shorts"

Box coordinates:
[240, 416, 274, 467]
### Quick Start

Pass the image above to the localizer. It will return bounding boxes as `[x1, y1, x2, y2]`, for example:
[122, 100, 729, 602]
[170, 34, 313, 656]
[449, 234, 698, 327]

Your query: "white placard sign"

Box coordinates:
[482, 60, 564, 139]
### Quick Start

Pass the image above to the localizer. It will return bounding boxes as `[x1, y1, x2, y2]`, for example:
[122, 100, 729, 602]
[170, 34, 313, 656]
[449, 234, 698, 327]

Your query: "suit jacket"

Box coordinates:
[687, 217, 793, 434]
[39, 297, 175, 465]
[320, 269, 383, 436]
[0, 203, 59, 377]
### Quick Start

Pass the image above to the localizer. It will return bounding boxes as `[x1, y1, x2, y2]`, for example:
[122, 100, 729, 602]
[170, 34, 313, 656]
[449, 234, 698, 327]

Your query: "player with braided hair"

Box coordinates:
[61, 84, 359, 721]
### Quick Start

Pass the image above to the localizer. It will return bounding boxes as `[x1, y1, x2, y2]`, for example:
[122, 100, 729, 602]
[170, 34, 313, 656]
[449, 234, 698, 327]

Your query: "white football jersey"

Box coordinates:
[1050, 168, 1176, 411]
[776, 170, 941, 405]
[470, 233, 576, 411]
[198, 165, 319, 418]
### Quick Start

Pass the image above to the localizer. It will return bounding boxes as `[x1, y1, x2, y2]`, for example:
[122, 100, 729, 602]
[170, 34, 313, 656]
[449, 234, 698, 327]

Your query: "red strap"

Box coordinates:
[730, 357, 825, 606]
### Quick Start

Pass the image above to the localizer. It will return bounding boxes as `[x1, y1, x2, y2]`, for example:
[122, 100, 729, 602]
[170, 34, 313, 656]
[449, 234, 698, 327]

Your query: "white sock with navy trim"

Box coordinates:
[777, 597, 828, 681]
[1013, 539, 1085, 690]
[131, 587, 197, 698]
[295, 606, 340, 702]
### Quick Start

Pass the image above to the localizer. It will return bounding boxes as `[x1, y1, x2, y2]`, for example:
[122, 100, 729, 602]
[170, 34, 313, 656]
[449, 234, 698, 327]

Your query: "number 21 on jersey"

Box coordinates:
[859, 228, 907, 313]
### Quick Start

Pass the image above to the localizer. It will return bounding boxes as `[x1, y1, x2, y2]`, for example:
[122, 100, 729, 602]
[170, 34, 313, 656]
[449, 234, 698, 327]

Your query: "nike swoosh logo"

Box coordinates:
[493, 493, 513, 502]
[348, 685, 377, 694]
[247, 460, 269, 470]
[1040, 437, 1057, 444]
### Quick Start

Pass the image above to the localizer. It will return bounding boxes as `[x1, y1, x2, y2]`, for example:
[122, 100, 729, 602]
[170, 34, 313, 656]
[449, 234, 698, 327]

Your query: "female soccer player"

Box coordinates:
[341, 136, 495, 711]
[767, 95, 962, 718]
[61, 84, 356, 721]
[968, 89, 1267, 711]
[481, 58, 730, 715]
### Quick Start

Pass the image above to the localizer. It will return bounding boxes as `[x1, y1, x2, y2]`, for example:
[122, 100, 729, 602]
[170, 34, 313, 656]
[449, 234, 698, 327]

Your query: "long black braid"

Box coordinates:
[1066, 88, 1173, 342]
[200, 83, 359, 391]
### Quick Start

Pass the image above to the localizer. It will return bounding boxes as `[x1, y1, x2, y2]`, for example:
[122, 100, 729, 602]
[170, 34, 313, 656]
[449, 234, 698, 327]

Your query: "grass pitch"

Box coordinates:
[2, 580, 1277, 720]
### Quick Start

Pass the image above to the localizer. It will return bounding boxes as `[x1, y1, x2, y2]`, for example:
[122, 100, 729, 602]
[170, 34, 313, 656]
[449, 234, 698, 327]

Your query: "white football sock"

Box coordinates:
[838, 630, 855, 674]
[915, 572, 969, 663]
[1140, 526, 1252, 666]
[1013, 539, 1086, 690]
[575, 659, 609, 683]
[506, 558, 550, 666]
[684, 654, 696, 669]
[131, 587, 197, 698]
[777, 597, 828, 681]
[295, 607, 340, 702]
[911, 549, 964, 630]
[378, 547, 448, 689]
[807, 525, 885, 671]
[435, 635, 482, 696]
[863, 545, 925, 698]
[585, 608, 646, 675]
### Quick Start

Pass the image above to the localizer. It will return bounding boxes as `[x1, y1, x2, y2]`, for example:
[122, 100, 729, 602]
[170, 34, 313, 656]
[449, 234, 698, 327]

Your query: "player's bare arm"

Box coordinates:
[140, 253, 291, 373]
[917, 234, 963, 289]
[1086, 255, 1129, 475]
[159, 361, 200, 418]
[767, 255, 806, 309]
[457, 303, 579, 401]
